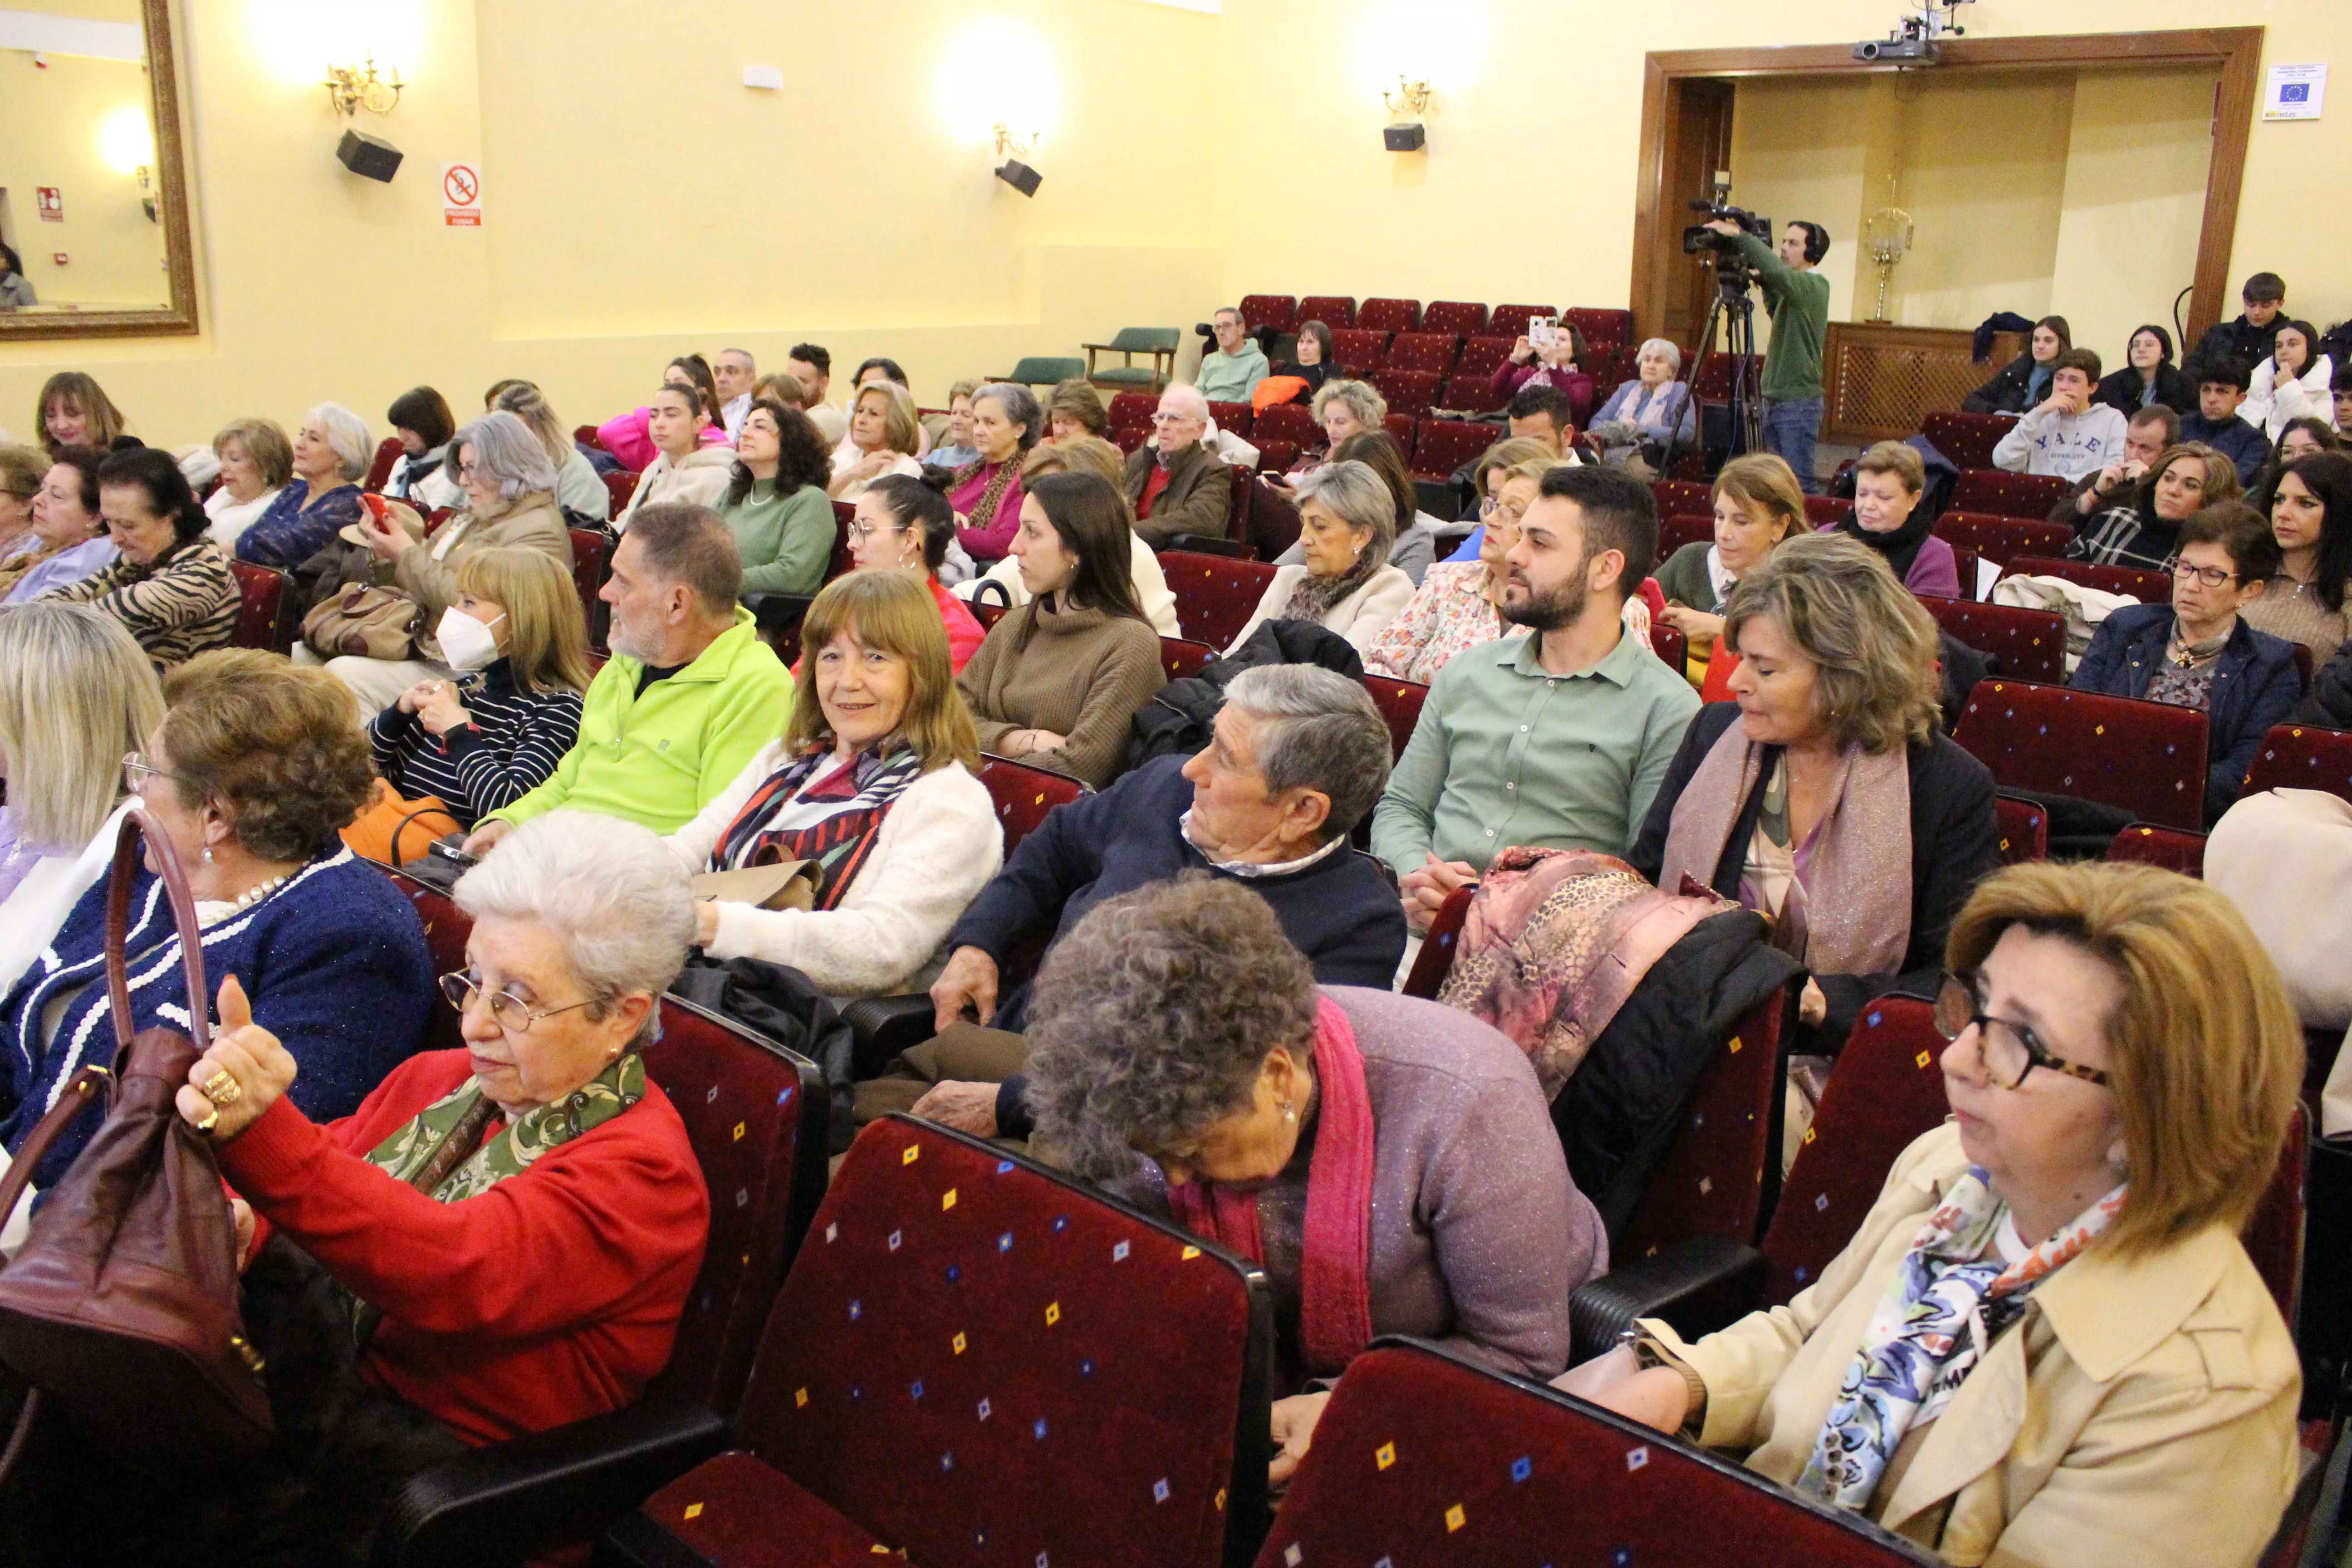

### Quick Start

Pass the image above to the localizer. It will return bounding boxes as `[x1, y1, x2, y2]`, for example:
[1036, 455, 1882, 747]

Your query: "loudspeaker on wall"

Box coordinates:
[336, 128, 404, 183]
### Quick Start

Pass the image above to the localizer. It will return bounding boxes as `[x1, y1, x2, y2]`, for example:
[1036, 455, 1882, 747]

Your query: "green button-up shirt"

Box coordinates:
[1372, 624, 1700, 877]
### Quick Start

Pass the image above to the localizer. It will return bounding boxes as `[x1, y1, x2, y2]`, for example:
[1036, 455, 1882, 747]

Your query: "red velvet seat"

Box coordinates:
[1358, 297, 1421, 333]
[1994, 792, 2048, 863]
[1951, 468, 2071, 517]
[1379, 412, 1420, 461]
[1254, 403, 1319, 450]
[567, 527, 608, 646]
[2247, 1102, 2308, 1326]
[1329, 327, 1391, 371]
[1650, 620, 1687, 673]
[1385, 331, 1459, 376]
[1915, 594, 2067, 685]
[1245, 475, 1303, 559]
[2243, 722, 2352, 804]
[1566, 306, 1635, 350]
[1257, 1338, 1937, 1568]
[1802, 495, 1854, 526]
[1298, 294, 1357, 329]
[1422, 300, 1489, 336]
[604, 1116, 1274, 1568]
[976, 755, 1088, 853]
[1455, 335, 1515, 378]
[1486, 304, 1556, 341]
[2005, 553, 2171, 604]
[1239, 293, 1297, 333]
[1411, 418, 1499, 484]
[1361, 673, 1429, 760]
[1205, 399, 1253, 437]
[1690, 357, 1739, 401]
[363, 435, 404, 494]
[1954, 679, 2209, 829]
[1372, 369, 1442, 421]
[1653, 479, 1711, 517]
[603, 469, 640, 515]
[1254, 439, 1298, 476]
[1160, 550, 1280, 652]
[1616, 988, 1789, 1262]
[227, 561, 286, 652]
[1440, 376, 1497, 415]
[1401, 883, 1475, 1000]
[1920, 410, 2015, 470]
[968, 597, 1007, 632]
[1659, 511, 1713, 558]
[573, 424, 602, 452]
[1936, 511, 2074, 570]
[2105, 822, 2207, 877]
[1161, 636, 1215, 681]
[1108, 390, 1156, 431]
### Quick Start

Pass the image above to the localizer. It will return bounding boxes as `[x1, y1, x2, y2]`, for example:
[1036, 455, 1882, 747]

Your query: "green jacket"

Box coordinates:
[1735, 232, 1831, 402]
[490, 608, 791, 834]
[715, 479, 836, 597]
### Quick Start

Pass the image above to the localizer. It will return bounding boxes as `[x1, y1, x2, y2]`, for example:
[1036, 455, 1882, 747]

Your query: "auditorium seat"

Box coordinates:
[1802, 495, 1854, 526]
[601, 1116, 1274, 1568]
[1299, 294, 1357, 328]
[2247, 1102, 2309, 1327]
[1205, 399, 1252, 437]
[1384, 331, 1459, 376]
[603, 469, 639, 515]
[1422, 299, 1489, 336]
[1239, 293, 1297, 334]
[1659, 512, 1713, 558]
[1486, 304, 1556, 341]
[1160, 637, 1215, 681]
[1951, 468, 2070, 517]
[1455, 335, 1515, 378]
[2243, 722, 2352, 804]
[1948, 545, 1983, 601]
[1954, 679, 2208, 829]
[1361, 673, 1429, 760]
[2004, 553, 2171, 604]
[1690, 357, 1738, 401]
[1440, 376, 1497, 415]
[1994, 793, 2048, 864]
[1254, 403, 1319, 450]
[1254, 439, 1298, 476]
[1401, 883, 1475, 1000]
[363, 436, 403, 494]
[978, 755, 1089, 852]
[227, 561, 286, 653]
[1650, 620, 1687, 674]
[1380, 412, 1420, 459]
[2105, 822, 2207, 877]
[1330, 327, 1391, 372]
[1256, 1338, 1938, 1568]
[1920, 410, 2015, 470]
[1411, 418, 1497, 485]
[573, 424, 602, 452]
[1915, 595, 2067, 685]
[1565, 306, 1635, 351]
[1653, 479, 1711, 517]
[1108, 390, 1156, 435]
[1358, 296, 1421, 333]
[1612, 987, 1788, 1267]
[1245, 474, 1303, 559]
[1936, 511, 2074, 570]
[567, 527, 608, 636]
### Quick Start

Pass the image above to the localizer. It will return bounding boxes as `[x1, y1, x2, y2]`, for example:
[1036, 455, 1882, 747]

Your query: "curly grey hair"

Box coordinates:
[455, 810, 695, 1043]
[304, 402, 374, 481]
[1022, 875, 1320, 1181]
[1310, 377, 1387, 434]
[454, 409, 560, 503]
[1224, 665, 1391, 841]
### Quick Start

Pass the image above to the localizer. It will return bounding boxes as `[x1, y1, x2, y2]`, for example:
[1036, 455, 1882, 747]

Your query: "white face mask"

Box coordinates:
[436, 607, 505, 671]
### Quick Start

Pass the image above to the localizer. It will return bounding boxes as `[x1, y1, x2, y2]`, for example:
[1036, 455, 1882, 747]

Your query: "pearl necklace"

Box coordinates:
[195, 870, 294, 928]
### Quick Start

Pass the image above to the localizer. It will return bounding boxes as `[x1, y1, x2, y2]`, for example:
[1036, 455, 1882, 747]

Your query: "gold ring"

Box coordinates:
[193, 1104, 220, 1135]
[201, 1069, 242, 1106]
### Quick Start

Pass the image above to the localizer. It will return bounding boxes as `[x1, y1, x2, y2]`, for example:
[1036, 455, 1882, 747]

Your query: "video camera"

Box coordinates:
[1681, 194, 1771, 257]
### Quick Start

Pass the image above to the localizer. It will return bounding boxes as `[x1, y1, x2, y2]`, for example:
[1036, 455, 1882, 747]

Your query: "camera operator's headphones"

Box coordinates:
[1793, 221, 1831, 265]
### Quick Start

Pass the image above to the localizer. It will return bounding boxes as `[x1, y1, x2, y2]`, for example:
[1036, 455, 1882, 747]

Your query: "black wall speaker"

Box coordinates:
[336, 128, 403, 183]
[994, 159, 1042, 198]
[1383, 122, 1427, 152]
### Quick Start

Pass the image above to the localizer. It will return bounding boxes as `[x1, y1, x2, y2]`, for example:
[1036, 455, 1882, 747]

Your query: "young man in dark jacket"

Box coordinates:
[2184, 273, 2287, 387]
[2176, 355, 2271, 488]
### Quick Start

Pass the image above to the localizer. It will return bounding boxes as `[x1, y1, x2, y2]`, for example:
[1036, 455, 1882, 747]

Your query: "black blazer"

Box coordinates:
[1628, 702, 2001, 1051]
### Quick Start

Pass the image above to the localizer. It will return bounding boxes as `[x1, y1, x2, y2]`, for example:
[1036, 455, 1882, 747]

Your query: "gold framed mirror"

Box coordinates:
[0, 0, 197, 339]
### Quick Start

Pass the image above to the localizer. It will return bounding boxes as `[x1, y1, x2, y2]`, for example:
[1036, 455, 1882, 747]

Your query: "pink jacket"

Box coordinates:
[596, 409, 734, 474]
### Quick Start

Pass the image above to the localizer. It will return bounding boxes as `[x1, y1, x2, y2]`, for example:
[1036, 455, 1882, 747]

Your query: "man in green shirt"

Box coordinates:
[1708, 216, 1833, 494]
[1197, 306, 1270, 405]
[461, 503, 791, 855]
[1373, 466, 1700, 931]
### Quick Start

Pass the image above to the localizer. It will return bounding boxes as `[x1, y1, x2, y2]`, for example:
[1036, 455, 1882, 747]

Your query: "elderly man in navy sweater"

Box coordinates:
[854, 665, 1407, 1136]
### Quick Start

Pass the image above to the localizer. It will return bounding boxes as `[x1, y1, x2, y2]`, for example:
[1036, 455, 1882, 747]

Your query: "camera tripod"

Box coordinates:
[1686, 264, 1765, 469]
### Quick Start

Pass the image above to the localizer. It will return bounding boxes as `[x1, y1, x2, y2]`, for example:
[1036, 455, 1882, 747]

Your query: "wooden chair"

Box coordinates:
[1083, 327, 1180, 392]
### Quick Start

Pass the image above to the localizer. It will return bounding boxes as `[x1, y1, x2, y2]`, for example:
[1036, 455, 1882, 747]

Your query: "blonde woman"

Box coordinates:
[1655, 451, 1804, 676]
[368, 547, 593, 828]
[1365, 451, 1549, 684]
[201, 417, 293, 549]
[666, 570, 1002, 1000]
[490, 380, 612, 523]
[1269, 378, 1388, 495]
[828, 381, 925, 500]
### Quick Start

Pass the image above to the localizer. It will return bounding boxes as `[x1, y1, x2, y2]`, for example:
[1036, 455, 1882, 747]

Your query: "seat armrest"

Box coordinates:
[376, 1392, 728, 1568]
[1568, 1234, 1769, 1363]
[839, 993, 938, 1081]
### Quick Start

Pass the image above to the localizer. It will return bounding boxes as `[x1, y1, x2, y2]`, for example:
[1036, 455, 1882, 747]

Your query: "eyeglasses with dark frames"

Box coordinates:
[1932, 972, 2111, 1090]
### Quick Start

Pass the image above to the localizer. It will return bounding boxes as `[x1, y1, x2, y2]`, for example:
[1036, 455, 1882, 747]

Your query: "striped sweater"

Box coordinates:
[367, 658, 586, 827]
[38, 535, 239, 667]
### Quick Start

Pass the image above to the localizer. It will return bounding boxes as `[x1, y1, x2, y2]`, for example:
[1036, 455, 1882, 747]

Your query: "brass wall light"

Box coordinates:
[1382, 77, 1433, 152]
[994, 124, 1042, 197]
[325, 55, 405, 118]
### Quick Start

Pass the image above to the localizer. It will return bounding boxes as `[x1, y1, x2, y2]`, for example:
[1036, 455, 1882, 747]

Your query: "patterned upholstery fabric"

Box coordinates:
[1162, 636, 1215, 681]
[1916, 596, 2067, 685]
[2246, 1102, 2308, 1324]
[2005, 553, 2172, 604]
[1361, 674, 1429, 761]
[2244, 722, 2352, 804]
[1438, 378, 1493, 416]
[1801, 496, 1854, 526]
[363, 435, 404, 494]
[1206, 400, 1254, 437]
[1109, 392, 1158, 446]
[1454, 337, 1515, 380]
[1379, 414, 1421, 459]
[568, 527, 608, 630]
[1921, 411, 2013, 470]
[1385, 333, 1459, 376]
[1954, 679, 2210, 829]
[1159, 550, 1280, 651]
[1652, 480, 1711, 518]
[975, 756, 1089, 854]
[1761, 998, 1950, 1305]
[228, 560, 285, 652]
[622, 1116, 1272, 1568]
[1372, 371, 1441, 421]
[1948, 546, 1982, 601]
[2103, 822, 2207, 877]
[1422, 301, 1489, 337]
[1255, 1338, 1937, 1568]
[1240, 294, 1298, 334]
[603, 469, 639, 514]
[1330, 328, 1390, 372]
[1951, 468, 2071, 517]
[1255, 440, 1300, 477]
[1485, 305, 1556, 341]
[1358, 298, 1421, 334]
[1255, 404, 1320, 449]
[1246, 477, 1303, 559]
[1659, 513, 1713, 558]
[1993, 793, 2048, 864]
[1936, 512, 2073, 569]
[1616, 989, 1788, 1262]
[1565, 307, 1636, 350]
[1298, 296, 1358, 329]
[1691, 358, 1738, 400]
[1410, 419, 1495, 484]
[1401, 883, 1475, 1000]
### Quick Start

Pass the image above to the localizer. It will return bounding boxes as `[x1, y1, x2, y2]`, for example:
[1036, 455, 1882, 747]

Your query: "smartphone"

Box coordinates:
[1529, 317, 1559, 351]
[360, 491, 389, 525]
[426, 835, 479, 868]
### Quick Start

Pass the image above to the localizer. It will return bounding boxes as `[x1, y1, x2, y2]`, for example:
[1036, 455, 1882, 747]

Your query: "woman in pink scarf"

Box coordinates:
[1020, 875, 1604, 1490]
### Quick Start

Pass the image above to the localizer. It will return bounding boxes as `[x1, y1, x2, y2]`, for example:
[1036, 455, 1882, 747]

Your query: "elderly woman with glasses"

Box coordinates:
[1364, 454, 1545, 684]
[1594, 861, 2303, 1568]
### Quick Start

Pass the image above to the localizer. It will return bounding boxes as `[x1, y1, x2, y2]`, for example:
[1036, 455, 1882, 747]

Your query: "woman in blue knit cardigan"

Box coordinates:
[0, 650, 433, 1190]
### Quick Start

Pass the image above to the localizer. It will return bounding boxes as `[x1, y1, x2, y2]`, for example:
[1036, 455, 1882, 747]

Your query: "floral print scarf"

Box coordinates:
[1798, 1167, 2126, 1509]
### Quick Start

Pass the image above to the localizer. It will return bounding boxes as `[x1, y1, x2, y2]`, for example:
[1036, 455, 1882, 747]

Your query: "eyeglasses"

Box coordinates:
[440, 969, 593, 1033]
[846, 520, 906, 543]
[1932, 972, 2110, 1090]
[2171, 561, 2242, 588]
[1149, 412, 1197, 425]
[1478, 495, 1532, 522]
[121, 751, 195, 796]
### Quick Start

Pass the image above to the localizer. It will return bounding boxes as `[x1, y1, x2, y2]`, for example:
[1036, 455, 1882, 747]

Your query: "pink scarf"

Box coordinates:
[1164, 997, 1374, 1376]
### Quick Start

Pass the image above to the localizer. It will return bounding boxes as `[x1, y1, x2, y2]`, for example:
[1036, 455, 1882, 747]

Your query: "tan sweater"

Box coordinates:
[2243, 573, 2350, 666]
[955, 596, 1165, 788]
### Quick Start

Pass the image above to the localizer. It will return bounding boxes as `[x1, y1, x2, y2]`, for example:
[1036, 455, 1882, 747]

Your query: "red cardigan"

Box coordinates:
[221, 1049, 709, 1446]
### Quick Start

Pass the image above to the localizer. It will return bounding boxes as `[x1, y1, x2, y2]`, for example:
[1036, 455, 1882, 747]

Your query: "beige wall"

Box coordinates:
[3, 0, 2349, 451]
[0, 50, 170, 308]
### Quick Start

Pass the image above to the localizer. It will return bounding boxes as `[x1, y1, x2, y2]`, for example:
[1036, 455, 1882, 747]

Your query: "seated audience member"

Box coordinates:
[715, 398, 836, 597]
[1366, 456, 1545, 684]
[949, 382, 1043, 563]
[2244, 451, 2352, 663]
[1375, 466, 1700, 930]
[714, 345, 757, 438]
[2176, 354, 2271, 486]
[2065, 441, 2239, 570]
[492, 381, 612, 524]
[1198, 305, 1272, 404]
[1, 446, 113, 604]
[0, 242, 32, 309]
[2050, 405, 2176, 525]
[596, 356, 733, 473]
[852, 357, 909, 394]
[200, 417, 293, 549]
[368, 547, 592, 829]
[753, 370, 808, 411]
[2241, 318, 2333, 441]
[2186, 270, 2287, 383]
[615, 381, 736, 531]
[1993, 350, 2128, 480]
[2071, 503, 2298, 824]
[853, 473, 987, 671]
[1120, 384, 1230, 547]
[1022, 877, 1602, 1448]
[2271, 416, 2338, 474]
[666, 572, 1001, 1000]
[1589, 338, 1698, 465]
[1838, 440, 1960, 596]
[1439, 418, 1582, 564]
[34, 370, 130, 459]
[827, 380, 925, 500]
[0, 445, 36, 560]
[1633, 533, 1998, 1049]
[961, 437, 1181, 637]
[1044, 377, 1110, 446]
[787, 343, 848, 446]
[461, 505, 791, 853]
[1492, 319, 1593, 425]
[1657, 452, 1805, 678]
[929, 379, 983, 470]
[2335, 363, 2352, 433]
[1962, 315, 2070, 416]
[956, 471, 1162, 787]
[39, 447, 236, 667]
[1271, 378, 1388, 493]
[0, 649, 433, 1187]
[382, 385, 461, 509]
[2095, 323, 2197, 417]
[235, 403, 371, 570]
[1273, 319, 1337, 395]
[1279, 429, 1442, 584]
[1228, 461, 1414, 656]
[1601, 861, 2302, 1567]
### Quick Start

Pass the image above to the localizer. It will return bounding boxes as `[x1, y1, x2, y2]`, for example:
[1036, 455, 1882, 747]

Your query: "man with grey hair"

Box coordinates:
[1118, 382, 1232, 548]
[1197, 306, 1270, 404]
[713, 347, 757, 440]
[858, 663, 1407, 1138]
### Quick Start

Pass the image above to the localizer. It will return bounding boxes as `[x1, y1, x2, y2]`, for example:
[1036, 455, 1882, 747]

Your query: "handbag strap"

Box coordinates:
[104, 806, 210, 1060]
[0, 1066, 110, 1242]
[388, 801, 463, 869]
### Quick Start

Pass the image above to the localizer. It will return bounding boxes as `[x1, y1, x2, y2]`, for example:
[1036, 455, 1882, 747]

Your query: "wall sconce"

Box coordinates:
[325, 55, 405, 118]
[137, 165, 156, 224]
[1382, 76, 1432, 152]
[994, 123, 1042, 197]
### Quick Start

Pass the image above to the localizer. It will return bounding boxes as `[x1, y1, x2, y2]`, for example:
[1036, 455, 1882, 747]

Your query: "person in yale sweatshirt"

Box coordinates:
[1993, 348, 2130, 481]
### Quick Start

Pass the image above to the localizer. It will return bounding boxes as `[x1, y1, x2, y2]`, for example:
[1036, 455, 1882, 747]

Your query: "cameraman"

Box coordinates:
[1705, 217, 1832, 493]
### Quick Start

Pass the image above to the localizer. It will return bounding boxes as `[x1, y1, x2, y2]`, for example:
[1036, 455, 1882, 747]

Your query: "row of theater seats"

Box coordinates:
[1236, 294, 1632, 349]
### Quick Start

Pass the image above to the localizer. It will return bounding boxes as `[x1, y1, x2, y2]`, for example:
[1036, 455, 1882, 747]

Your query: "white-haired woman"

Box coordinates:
[1225, 460, 1415, 656]
[1590, 338, 1697, 468]
[235, 402, 373, 571]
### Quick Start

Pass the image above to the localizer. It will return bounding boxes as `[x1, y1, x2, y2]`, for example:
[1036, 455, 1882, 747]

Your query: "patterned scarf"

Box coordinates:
[1798, 1169, 2126, 1509]
[1281, 533, 1386, 622]
[710, 745, 926, 909]
[955, 457, 1022, 542]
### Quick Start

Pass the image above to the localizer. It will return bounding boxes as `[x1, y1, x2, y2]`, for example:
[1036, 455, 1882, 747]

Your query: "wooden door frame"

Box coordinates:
[1629, 28, 2264, 348]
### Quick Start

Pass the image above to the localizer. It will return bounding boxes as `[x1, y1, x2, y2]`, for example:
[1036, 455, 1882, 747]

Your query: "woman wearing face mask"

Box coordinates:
[368, 548, 592, 829]
[1962, 316, 2071, 416]
[851, 473, 986, 671]
[1833, 441, 1959, 597]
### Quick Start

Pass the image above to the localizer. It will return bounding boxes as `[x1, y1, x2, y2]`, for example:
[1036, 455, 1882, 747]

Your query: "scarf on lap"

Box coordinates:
[1798, 1170, 2124, 1509]
[710, 745, 927, 910]
[1165, 997, 1374, 1376]
[1657, 725, 1912, 978]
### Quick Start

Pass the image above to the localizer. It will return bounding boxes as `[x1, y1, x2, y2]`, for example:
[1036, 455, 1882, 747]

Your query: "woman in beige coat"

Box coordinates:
[1597, 861, 2303, 1568]
[1225, 460, 1413, 657]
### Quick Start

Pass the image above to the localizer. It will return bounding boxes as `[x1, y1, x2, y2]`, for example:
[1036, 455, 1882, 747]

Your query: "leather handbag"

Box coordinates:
[0, 807, 274, 1480]
[301, 580, 423, 661]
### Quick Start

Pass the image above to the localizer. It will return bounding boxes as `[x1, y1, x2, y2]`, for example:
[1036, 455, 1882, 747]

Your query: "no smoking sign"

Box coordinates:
[441, 162, 482, 227]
